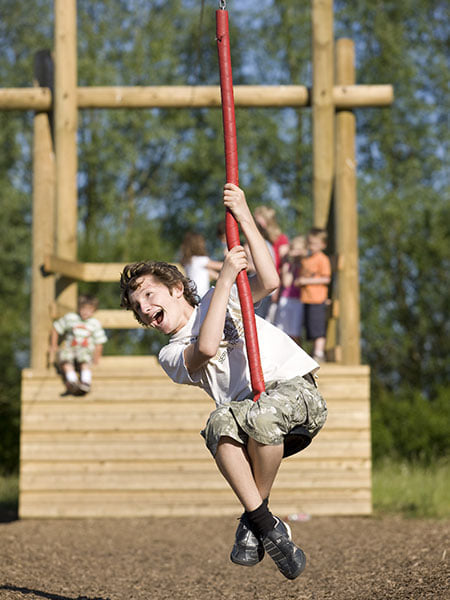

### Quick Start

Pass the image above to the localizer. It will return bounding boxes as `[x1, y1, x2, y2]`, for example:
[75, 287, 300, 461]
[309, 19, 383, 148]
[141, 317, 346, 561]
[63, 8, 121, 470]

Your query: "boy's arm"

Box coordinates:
[223, 183, 279, 303]
[280, 261, 294, 289]
[298, 275, 331, 285]
[184, 245, 248, 375]
[93, 344, 103, 365]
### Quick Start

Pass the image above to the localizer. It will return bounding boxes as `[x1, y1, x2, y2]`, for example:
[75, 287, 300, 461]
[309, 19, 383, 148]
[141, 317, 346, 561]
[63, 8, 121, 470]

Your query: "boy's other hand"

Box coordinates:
[223, 183, 252, 224]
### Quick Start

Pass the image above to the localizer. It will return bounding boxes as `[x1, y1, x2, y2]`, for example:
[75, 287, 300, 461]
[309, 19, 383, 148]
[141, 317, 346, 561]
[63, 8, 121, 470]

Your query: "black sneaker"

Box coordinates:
[65, 380, 80, 395]
[262, 517, 306, 580]
[78, 381, 91, 394]
[230, 514, 265, 567]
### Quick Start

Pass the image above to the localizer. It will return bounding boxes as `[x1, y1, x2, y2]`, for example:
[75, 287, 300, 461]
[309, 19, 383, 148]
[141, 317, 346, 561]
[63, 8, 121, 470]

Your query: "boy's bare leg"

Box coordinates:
[215, 437, 262, 511]
[246, 437, 283, 501]
[215, 436, 283, 509]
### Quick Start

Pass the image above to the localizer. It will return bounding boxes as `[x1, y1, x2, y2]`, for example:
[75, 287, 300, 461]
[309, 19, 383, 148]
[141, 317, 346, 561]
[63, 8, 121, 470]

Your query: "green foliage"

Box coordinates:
[372, 385, 450, 463]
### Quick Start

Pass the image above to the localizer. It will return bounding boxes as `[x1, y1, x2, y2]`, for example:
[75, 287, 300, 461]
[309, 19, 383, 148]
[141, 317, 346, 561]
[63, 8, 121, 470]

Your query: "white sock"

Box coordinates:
[66, 370, 78, 383]
[81, 369, 92, 385]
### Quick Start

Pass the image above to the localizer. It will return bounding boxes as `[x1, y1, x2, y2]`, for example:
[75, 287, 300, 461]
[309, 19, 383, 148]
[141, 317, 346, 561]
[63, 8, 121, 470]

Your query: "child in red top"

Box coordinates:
[297, 228, 332, 361]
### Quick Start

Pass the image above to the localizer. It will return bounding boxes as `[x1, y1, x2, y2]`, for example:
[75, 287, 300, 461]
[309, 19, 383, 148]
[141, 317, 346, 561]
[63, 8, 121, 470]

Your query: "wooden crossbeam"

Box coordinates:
[0, 84, 393, 110]
[44, 255, 127, 282]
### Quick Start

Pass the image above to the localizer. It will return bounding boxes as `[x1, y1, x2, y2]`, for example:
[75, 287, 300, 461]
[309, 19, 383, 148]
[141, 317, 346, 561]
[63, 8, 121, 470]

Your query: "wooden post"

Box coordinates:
[54, 0, 78, 309]
[31, 52, 56, 369]
[335, 39, 361, 364]
[312, 0, 334, 228]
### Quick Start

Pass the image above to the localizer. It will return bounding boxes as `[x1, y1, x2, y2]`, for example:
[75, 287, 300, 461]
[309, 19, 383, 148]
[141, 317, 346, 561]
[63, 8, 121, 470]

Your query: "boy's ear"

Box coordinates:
[171, 281, 184, 298]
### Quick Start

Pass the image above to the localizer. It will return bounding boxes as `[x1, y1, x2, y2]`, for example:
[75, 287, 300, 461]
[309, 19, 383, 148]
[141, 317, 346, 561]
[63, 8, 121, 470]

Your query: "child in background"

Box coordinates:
[253, 205, 289, 322]
[297, 228, 332, 362]
[253, 205, 289, 273]
[274, 235, 307, 344]
[120, 184, 327, 580]
[49, 294, 107, 394]
[181, 231, 223, 299]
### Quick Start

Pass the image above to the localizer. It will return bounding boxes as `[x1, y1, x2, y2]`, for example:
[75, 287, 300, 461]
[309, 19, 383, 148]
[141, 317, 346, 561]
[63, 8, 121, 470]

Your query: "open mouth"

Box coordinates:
[150, 309, 164, 327]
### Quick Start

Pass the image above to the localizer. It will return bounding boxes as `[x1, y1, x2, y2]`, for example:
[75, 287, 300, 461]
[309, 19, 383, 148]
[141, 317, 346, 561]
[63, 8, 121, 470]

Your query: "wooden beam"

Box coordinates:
[0, 84, 393, 110]
[333, 84, 394, 107]
[312, 0, 334, 229]
[45, 255, 184, 284]
[335, 39, 361, 365]
[44, 255, 128, 282]
[50, 301, 140, 329]
[54, 0, 78, 310]
[0, 88, 52, 110]
[93, 310, 140, 329]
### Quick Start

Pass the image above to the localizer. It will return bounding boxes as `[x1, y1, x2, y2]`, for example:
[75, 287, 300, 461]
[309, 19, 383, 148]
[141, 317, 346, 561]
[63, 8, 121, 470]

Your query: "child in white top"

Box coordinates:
[181, 231, 222, 298]
[120, 184, 327, 580]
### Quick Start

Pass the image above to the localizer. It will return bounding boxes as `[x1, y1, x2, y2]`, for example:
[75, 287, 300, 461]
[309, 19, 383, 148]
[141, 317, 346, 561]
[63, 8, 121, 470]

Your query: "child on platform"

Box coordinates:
[274, 235, 308, 344]
[297, 228, 332, 362]
[119, 184, 327, 580]
[49, 294, 107, 394]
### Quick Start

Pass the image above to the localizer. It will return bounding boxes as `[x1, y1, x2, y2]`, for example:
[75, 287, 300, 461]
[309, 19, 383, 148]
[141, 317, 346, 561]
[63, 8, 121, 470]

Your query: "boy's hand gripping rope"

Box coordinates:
[216, 7, 265, 402]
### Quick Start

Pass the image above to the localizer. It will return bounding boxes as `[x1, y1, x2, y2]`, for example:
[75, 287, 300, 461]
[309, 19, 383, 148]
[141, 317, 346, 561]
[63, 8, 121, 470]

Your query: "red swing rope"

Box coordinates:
[216, 5, 265, 401]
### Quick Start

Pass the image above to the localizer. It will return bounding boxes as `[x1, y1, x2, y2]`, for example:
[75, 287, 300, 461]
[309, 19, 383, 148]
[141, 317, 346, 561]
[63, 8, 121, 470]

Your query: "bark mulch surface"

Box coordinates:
[0, 513, 448, 600]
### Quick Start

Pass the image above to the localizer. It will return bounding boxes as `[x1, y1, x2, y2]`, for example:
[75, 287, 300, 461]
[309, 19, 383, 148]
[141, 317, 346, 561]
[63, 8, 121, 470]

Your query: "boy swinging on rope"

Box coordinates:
[119, 184, 327, 580]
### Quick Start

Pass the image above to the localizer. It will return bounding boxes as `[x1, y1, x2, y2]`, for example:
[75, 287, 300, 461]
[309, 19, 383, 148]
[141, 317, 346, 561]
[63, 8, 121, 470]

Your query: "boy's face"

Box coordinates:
[307, 235, 326, 255]
[128, 274, 187, 335]
[78, 303, 96, 320]
[289, 241, 307, 258]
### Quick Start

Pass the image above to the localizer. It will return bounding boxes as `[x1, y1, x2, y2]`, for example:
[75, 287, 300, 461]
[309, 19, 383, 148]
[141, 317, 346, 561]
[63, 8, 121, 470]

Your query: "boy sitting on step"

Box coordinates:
[49, 294, 107, 394]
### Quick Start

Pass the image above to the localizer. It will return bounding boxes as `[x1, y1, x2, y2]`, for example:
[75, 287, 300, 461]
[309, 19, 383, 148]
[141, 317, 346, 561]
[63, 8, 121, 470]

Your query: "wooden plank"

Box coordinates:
[21, 359, 370, 378]
[19, 487, 371, 505]
[19, 499, 371, 518]
[20, 456, 370, 470]
[20, 469, 371, 491]
[20, 439, 370, 461]
[20, 407, 369, 431]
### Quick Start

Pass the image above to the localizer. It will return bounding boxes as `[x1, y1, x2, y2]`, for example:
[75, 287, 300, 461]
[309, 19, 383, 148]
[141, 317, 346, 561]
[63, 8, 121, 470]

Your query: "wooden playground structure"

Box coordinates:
[1, 1, 393, 517]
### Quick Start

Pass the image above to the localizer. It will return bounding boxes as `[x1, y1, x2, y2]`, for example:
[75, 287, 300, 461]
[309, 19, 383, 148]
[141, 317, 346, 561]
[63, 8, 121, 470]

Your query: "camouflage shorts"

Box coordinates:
[58, 346, 94, 365]
[201, 375, 327, 457]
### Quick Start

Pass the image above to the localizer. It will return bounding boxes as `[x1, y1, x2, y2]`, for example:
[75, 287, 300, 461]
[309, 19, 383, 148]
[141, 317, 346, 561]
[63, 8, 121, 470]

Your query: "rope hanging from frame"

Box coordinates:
[216, 5, 265, 402]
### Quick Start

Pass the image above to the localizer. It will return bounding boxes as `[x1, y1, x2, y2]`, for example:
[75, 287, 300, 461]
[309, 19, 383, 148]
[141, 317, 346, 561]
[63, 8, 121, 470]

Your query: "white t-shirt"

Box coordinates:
[53, 312, 107, 351]
[159, 286, 319, 407]
[184, 255, 211, 298]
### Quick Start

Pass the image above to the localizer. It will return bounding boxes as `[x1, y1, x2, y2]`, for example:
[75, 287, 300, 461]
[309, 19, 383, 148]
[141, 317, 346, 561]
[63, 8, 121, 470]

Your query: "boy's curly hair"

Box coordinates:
[119, 261, 199, 326]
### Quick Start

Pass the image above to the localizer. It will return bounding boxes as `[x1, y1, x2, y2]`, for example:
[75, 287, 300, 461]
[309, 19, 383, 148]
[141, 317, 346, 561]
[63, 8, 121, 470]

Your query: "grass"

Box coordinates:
[372, 458, 450, 518]
[1, 461, 449, 520]
[0, 473, 18, 519]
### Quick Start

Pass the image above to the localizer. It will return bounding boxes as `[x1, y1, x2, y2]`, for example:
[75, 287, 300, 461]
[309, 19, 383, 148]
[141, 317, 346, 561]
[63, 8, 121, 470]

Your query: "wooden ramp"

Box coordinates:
[19, 357, 371, 518]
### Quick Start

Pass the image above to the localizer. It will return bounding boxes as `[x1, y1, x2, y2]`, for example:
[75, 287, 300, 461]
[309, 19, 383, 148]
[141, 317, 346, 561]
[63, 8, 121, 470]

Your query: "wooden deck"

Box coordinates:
[19, 356, 371, 518]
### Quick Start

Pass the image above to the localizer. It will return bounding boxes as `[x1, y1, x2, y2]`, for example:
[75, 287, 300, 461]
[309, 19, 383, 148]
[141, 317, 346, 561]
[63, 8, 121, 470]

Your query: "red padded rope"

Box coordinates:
[216, 8, 265, 401]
